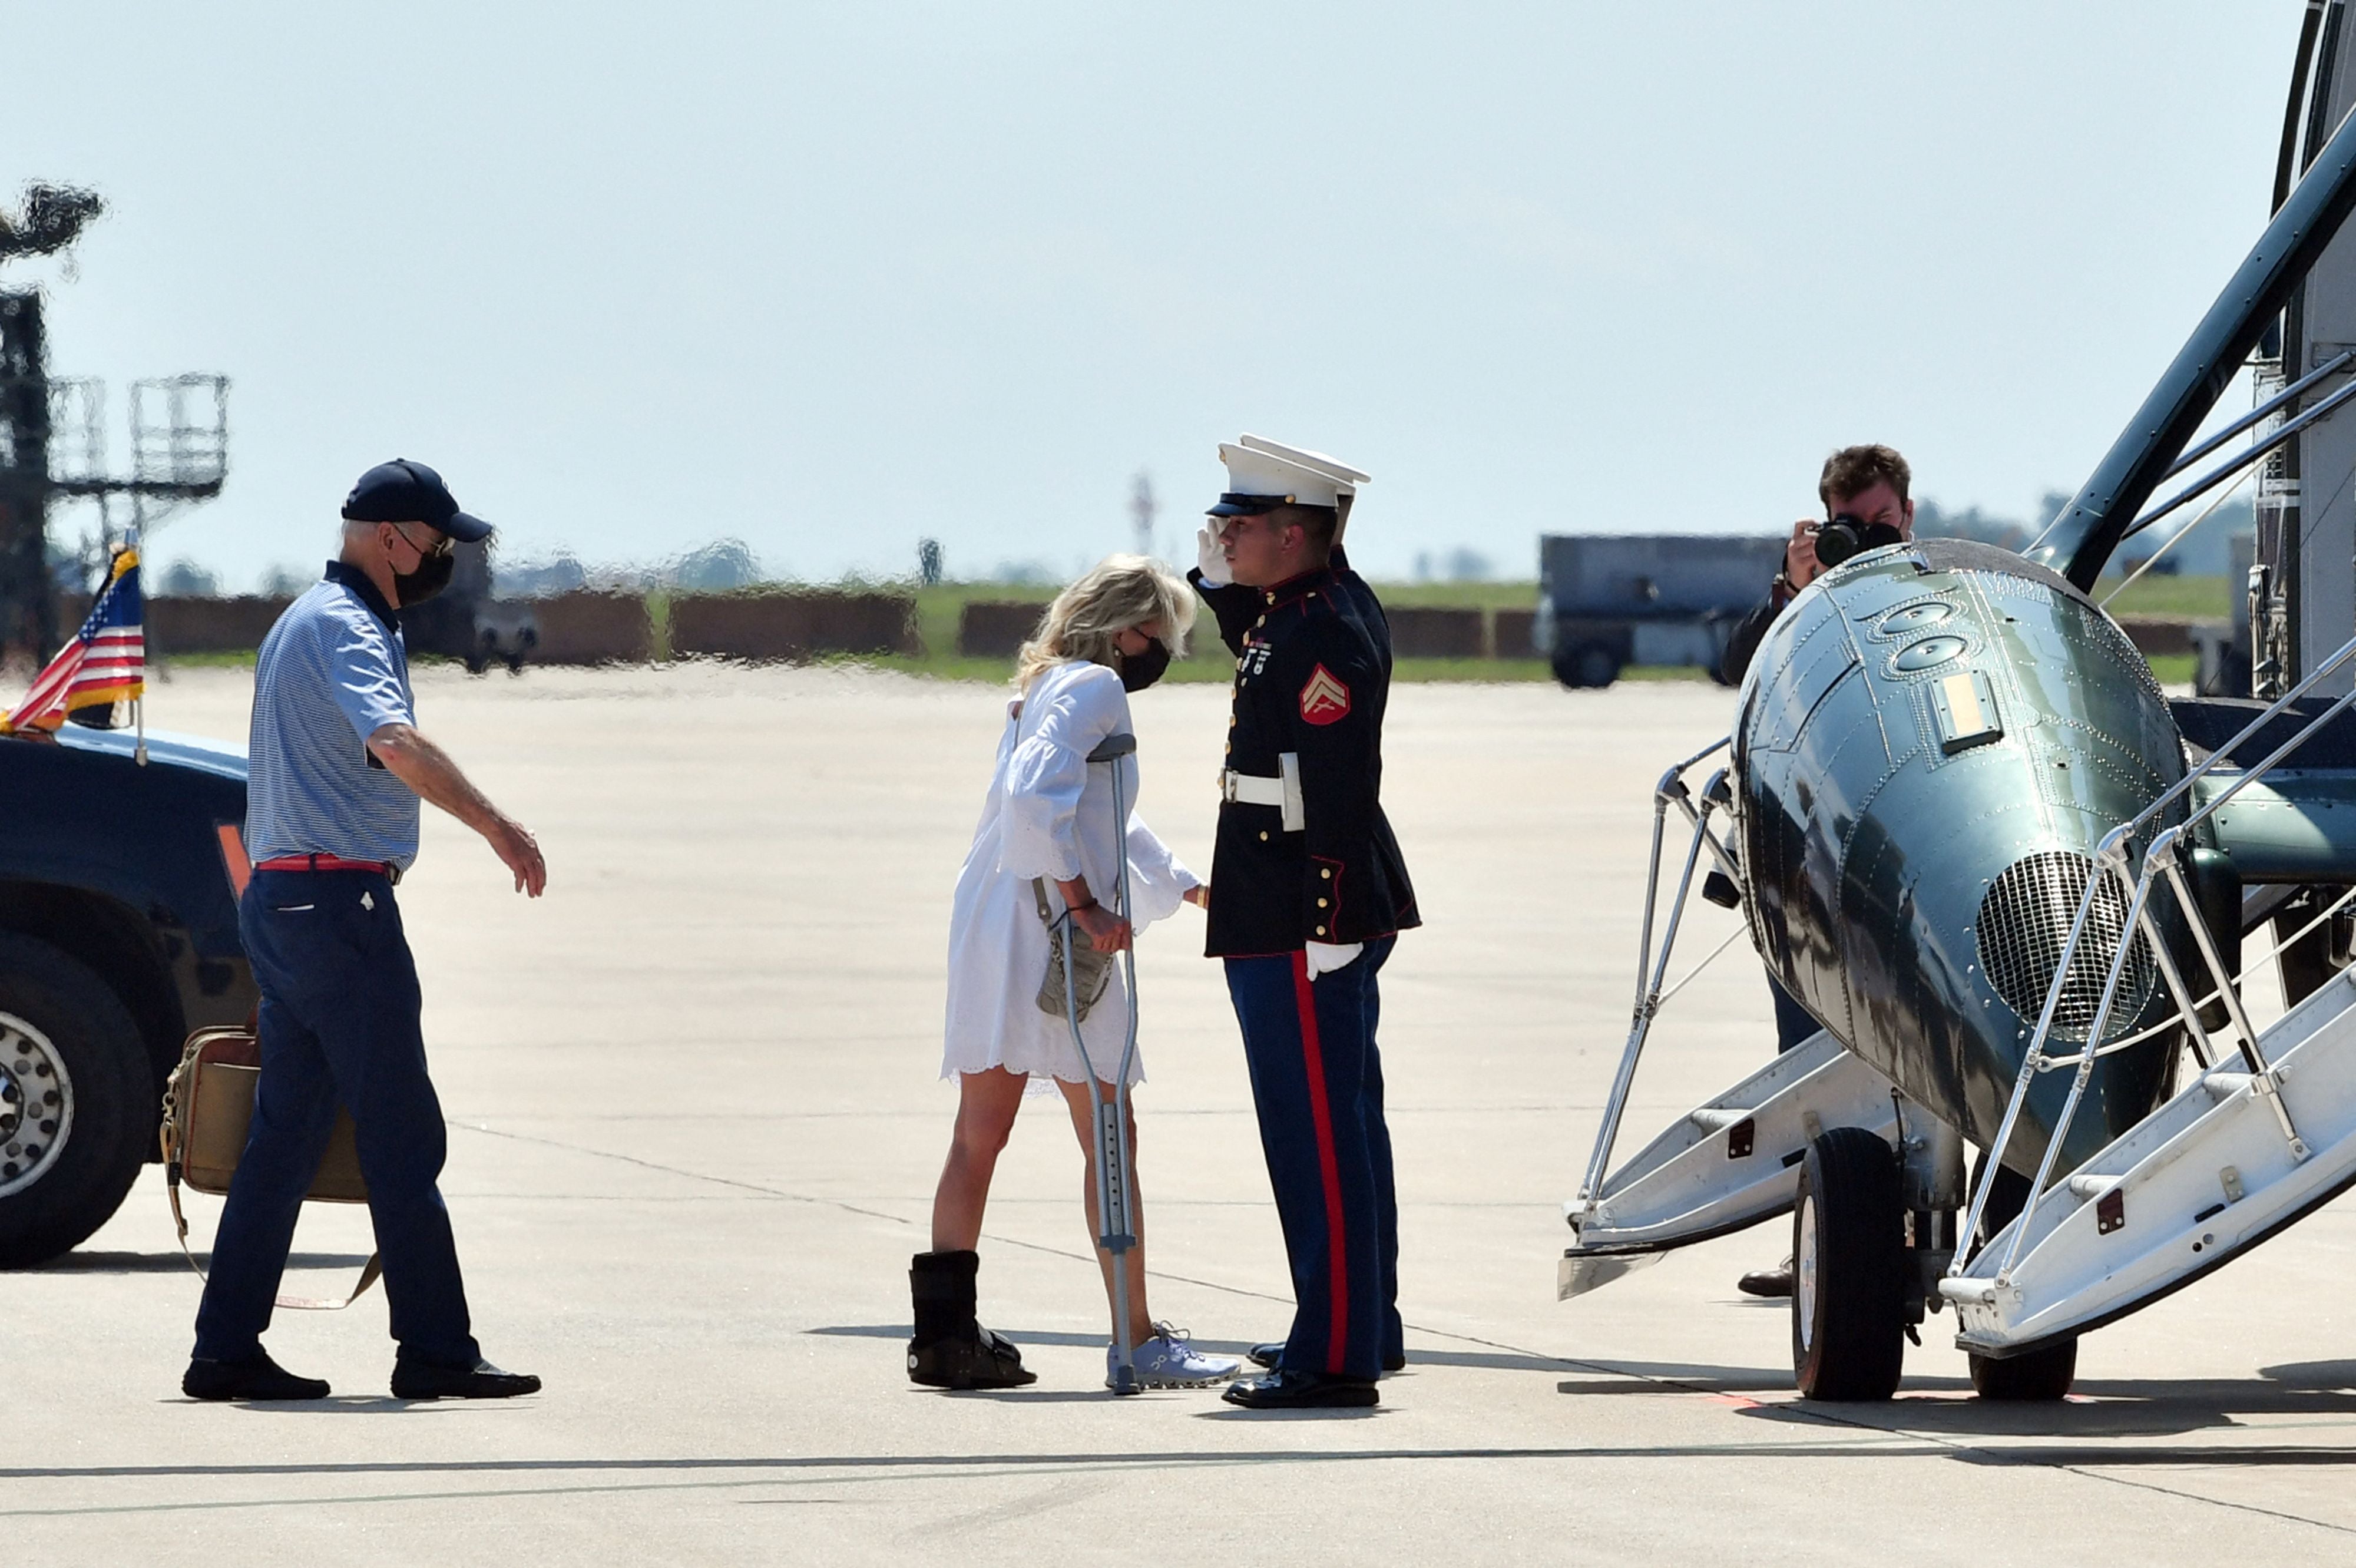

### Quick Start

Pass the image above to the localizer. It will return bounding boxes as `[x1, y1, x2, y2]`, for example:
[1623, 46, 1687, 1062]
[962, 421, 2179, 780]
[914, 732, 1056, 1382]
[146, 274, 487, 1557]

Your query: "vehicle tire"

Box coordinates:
[0, 933, 154, 1269]
[1964, 1154, 2078, 1401]
[1553, 641, 1622, 690]
[1792, 1126, 1906, 1401]
[1969, 1337, 2077, 1401]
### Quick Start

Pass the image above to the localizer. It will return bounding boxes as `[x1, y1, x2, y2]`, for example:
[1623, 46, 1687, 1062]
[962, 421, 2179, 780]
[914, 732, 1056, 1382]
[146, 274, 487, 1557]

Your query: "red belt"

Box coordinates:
[256, 853, 399, 883]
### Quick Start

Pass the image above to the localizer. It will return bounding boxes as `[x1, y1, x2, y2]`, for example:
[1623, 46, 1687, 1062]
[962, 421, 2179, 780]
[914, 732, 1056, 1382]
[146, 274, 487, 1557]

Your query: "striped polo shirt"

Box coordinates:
[244, 561, 421, 870]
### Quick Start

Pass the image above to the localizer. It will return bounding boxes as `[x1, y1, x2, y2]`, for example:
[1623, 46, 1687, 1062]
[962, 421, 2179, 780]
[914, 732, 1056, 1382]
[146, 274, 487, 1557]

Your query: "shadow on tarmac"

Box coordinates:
[1723, 1365, 2356, 1446]
[810, 1324, 1577, 1374]
[30, 1251, 373, 1273]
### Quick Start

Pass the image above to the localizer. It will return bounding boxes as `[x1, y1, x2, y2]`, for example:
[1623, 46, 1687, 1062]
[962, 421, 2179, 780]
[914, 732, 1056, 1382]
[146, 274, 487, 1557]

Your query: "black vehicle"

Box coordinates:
[0, 725, 253, 1266]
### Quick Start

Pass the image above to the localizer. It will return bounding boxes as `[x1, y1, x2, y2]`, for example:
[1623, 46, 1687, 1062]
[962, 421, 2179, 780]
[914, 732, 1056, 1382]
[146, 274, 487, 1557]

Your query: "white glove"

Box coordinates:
[1305, 941, 1364, 980]
[1196, 524, 1229, 588]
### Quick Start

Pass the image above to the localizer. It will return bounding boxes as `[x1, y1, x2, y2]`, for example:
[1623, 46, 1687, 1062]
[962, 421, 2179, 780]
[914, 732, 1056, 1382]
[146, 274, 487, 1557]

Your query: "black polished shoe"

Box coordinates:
[1222, 1369, 1379, 1410]
[1737, 1256, 1795, 1299]
[1248, 1341, 1407, 1375]
[183, 1351, 330, 1402]
[391, 1356, 541, 1400]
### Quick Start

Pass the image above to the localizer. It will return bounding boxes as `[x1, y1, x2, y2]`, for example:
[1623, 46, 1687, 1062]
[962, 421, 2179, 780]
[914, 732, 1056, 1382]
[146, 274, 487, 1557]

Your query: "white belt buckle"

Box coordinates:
[1278, 753, 1304, 833]
[1219, 762, 1305, 832]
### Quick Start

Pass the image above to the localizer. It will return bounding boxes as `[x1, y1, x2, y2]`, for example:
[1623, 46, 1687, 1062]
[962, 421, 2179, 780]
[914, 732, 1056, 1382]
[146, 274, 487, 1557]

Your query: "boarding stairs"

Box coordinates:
[1560, 640, 2356, 1354]
[1939, 633, 2356, 1357]
[1560, 1029, 1897, 1298]
[1557, 742, 1901, 1298]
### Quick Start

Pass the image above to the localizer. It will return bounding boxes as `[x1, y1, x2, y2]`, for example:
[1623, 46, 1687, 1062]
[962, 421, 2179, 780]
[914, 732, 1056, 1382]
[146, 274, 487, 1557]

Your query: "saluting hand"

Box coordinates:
[489, 815, 547, 898]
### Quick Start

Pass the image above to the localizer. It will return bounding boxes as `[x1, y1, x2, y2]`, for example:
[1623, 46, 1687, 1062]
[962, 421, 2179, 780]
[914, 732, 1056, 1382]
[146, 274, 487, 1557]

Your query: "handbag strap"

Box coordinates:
[163, 1158, 383, 1309]
[158, 1038, 382, 1312]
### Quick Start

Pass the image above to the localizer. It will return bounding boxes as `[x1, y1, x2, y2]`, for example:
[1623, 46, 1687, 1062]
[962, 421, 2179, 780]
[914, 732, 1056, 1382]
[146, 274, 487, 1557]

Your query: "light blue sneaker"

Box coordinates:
[1110, 1324, 1243, 1389]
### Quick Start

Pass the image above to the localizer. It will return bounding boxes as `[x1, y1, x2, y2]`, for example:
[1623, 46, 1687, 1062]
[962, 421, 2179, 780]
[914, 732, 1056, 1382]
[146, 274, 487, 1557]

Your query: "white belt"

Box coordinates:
[1221, 753, 1304, 832]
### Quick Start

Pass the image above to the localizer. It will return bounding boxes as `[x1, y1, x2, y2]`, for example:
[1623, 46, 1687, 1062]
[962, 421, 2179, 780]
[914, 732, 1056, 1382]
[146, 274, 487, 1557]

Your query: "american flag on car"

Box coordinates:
[1, 544, 145, 733]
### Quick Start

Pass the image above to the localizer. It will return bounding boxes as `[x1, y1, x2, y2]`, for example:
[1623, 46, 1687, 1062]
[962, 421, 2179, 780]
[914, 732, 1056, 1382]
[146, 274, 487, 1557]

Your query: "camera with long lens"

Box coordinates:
[1811, 512, 1905, 568]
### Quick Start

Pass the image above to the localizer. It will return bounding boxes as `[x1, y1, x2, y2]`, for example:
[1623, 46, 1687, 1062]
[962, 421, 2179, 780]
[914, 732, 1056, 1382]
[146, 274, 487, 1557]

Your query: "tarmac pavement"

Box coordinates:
[14, 663, 2356, 1563]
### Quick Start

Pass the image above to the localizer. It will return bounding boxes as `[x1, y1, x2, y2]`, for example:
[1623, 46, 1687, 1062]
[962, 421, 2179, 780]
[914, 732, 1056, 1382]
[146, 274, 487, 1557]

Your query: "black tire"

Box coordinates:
[1964, 1154, 2078, 1401]
[1792, 1127, 1906, 1401]
[0, 933, 154, 1268]
[1553, 641, 1622, 690]
[1970, 1336, 2077, 1400]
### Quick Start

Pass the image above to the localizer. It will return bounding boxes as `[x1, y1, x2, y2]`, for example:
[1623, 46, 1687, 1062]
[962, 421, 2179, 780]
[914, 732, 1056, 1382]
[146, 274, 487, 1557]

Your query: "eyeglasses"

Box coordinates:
[389, 521, 454, 561]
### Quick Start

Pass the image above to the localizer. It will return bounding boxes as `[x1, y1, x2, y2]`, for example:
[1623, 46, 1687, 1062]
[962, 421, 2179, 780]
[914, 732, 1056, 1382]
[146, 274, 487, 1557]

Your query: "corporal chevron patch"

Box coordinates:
[1300, 664, 1352, 725]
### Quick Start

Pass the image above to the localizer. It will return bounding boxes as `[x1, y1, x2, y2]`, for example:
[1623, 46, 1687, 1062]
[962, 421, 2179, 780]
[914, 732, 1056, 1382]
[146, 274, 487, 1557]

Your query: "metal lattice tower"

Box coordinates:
[0, 183, 229, 661]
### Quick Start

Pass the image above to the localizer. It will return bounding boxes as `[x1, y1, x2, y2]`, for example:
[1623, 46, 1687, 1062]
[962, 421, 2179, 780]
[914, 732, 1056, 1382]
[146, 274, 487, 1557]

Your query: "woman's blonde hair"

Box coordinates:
[1014, 553, 1197, 689]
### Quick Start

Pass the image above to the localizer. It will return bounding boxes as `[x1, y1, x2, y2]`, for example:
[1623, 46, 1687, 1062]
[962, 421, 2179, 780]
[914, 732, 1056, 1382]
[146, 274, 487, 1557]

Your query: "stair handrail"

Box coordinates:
[1952, 627, 2356, 1285]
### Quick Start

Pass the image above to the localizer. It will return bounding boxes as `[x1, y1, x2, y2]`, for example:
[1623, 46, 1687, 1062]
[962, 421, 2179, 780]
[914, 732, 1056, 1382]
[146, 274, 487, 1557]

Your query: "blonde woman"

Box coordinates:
[909, 555, 1242, 1391]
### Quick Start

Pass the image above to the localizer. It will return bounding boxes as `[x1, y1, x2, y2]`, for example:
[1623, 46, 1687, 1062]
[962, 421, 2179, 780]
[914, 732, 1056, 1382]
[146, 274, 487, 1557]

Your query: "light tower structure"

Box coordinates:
[1130, 470, 1157, 561]
[0, 183, 229, 663]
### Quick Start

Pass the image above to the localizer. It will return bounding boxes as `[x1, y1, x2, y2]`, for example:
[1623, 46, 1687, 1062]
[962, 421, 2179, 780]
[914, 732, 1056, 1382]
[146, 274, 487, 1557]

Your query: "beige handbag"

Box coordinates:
[160, 1023, 381, 1309]
[1033, 879, 1114, 1021]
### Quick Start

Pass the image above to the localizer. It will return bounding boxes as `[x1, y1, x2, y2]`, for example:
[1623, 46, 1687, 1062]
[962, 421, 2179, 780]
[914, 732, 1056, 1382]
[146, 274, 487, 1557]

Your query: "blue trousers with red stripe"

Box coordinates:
[1224, 937, 1401, 1381]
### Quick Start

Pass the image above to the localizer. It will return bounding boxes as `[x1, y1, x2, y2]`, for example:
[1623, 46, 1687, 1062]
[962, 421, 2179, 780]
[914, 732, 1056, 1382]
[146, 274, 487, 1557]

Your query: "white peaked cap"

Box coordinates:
[1208, 434, 1372, 515]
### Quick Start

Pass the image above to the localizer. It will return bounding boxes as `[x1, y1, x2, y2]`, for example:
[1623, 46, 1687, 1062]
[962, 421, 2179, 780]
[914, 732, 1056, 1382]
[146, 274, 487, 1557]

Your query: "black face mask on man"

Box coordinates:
[390, 528, 455, 606]
[1120, 636, 1172, 692]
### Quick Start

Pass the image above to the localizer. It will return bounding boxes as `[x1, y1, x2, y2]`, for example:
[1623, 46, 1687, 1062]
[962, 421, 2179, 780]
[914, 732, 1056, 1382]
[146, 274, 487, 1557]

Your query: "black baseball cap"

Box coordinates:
[340, 458, 492, 544]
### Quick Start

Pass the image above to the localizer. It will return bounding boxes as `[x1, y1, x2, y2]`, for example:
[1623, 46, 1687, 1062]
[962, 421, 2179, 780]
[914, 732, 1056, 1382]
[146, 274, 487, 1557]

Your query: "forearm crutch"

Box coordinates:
[1059, 732, 1144, 1395]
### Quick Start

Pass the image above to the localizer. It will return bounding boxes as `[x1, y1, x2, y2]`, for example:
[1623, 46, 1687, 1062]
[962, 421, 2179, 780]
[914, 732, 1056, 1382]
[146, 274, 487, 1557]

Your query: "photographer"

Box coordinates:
[1721, 444, 1914, 1300]
[1720, 444, 1917, 687]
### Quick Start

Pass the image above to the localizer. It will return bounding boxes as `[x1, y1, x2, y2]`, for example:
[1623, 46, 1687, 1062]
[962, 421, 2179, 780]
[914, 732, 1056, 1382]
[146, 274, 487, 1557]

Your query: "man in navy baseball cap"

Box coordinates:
[183, 456, 544, 1403]
[340, 458, 493, 545]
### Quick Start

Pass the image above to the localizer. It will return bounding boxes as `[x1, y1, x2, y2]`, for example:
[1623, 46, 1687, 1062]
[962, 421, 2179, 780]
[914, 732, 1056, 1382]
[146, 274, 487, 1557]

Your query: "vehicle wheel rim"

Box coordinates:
[0, 1011, 74, 1199]
[1796, 1193, 1819, 1352]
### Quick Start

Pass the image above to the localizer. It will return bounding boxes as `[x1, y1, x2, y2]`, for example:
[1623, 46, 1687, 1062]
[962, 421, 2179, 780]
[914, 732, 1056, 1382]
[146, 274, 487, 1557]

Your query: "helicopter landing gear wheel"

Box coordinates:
[1792, 1127, 1906, 1401]
[1964, 1155, 2078, 1400]
[1969, 1338, 2078, 1401]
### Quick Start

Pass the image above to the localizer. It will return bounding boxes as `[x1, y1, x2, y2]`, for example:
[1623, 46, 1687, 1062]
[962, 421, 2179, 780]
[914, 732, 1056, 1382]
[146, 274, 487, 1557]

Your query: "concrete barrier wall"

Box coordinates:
[530, 592, 654, 665]
[1491, 607, 1537, 659]
[670, 590, 919, 661]
[148, 596, 293, 656]
[959, 601, 1048, 659]
[1387, 606, 1485, 659]
[2116, 616, 2228, 658]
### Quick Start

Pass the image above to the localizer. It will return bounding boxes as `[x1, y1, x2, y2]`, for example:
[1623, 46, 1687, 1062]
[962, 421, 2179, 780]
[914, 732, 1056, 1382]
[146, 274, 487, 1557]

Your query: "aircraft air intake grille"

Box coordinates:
[1974, 851, 2157, 1043]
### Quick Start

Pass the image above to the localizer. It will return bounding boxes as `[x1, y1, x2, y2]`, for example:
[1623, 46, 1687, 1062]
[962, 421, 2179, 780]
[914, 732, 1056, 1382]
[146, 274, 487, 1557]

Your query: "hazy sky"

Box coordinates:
[0, 4, 2315, 588]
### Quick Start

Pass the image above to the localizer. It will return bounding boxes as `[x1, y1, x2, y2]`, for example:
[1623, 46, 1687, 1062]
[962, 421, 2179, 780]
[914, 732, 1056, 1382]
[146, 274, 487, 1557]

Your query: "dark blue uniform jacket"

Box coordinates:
[1192, 560, 1419, 958]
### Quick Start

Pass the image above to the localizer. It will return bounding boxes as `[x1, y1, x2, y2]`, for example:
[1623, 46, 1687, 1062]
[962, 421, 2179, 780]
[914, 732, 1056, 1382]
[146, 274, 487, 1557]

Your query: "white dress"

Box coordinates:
[941, 659, 1198, 1086]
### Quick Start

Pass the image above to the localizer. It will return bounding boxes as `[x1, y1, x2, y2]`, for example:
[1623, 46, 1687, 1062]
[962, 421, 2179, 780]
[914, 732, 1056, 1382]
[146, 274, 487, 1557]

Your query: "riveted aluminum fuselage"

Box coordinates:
[1735, 538, 2188, 1174]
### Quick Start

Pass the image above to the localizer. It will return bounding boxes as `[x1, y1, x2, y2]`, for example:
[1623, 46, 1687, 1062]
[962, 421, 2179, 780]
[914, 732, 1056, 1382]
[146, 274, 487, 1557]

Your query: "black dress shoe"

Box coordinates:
[1737, 1256, 1795, 1299]
[1222, 1370, 1379, 1410]
[391, 1357, 541, 1400]
[1249, 1341, 1407, 1374]
[183, 1351, 330, 1402]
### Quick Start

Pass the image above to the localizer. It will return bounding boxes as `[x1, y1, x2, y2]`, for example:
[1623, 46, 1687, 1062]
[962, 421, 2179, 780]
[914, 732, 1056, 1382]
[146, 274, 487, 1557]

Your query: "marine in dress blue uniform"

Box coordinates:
[183, 460, 546, 1404]
[1191, 436, 1418, 1409]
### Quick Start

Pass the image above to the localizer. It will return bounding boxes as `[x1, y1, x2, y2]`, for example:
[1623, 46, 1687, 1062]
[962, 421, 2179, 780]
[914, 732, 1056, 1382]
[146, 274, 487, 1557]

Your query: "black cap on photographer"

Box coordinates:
[340, 458, 493, 544]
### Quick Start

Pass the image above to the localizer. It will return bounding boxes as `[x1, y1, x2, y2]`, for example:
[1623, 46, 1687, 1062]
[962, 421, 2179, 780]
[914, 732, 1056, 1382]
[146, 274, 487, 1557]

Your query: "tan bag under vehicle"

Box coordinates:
[159, 1023, 380, 1309]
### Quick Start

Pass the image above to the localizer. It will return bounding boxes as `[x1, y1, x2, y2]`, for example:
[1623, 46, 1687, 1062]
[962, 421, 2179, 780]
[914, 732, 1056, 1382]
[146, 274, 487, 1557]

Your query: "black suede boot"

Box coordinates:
[908, 1249, 1035, 1390]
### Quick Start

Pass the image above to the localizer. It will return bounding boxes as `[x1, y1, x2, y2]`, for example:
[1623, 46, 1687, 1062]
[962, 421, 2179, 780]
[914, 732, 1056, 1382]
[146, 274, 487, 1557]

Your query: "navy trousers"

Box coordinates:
[193, 870, 478, 1367]
[1225, 937, 1401, 1381]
